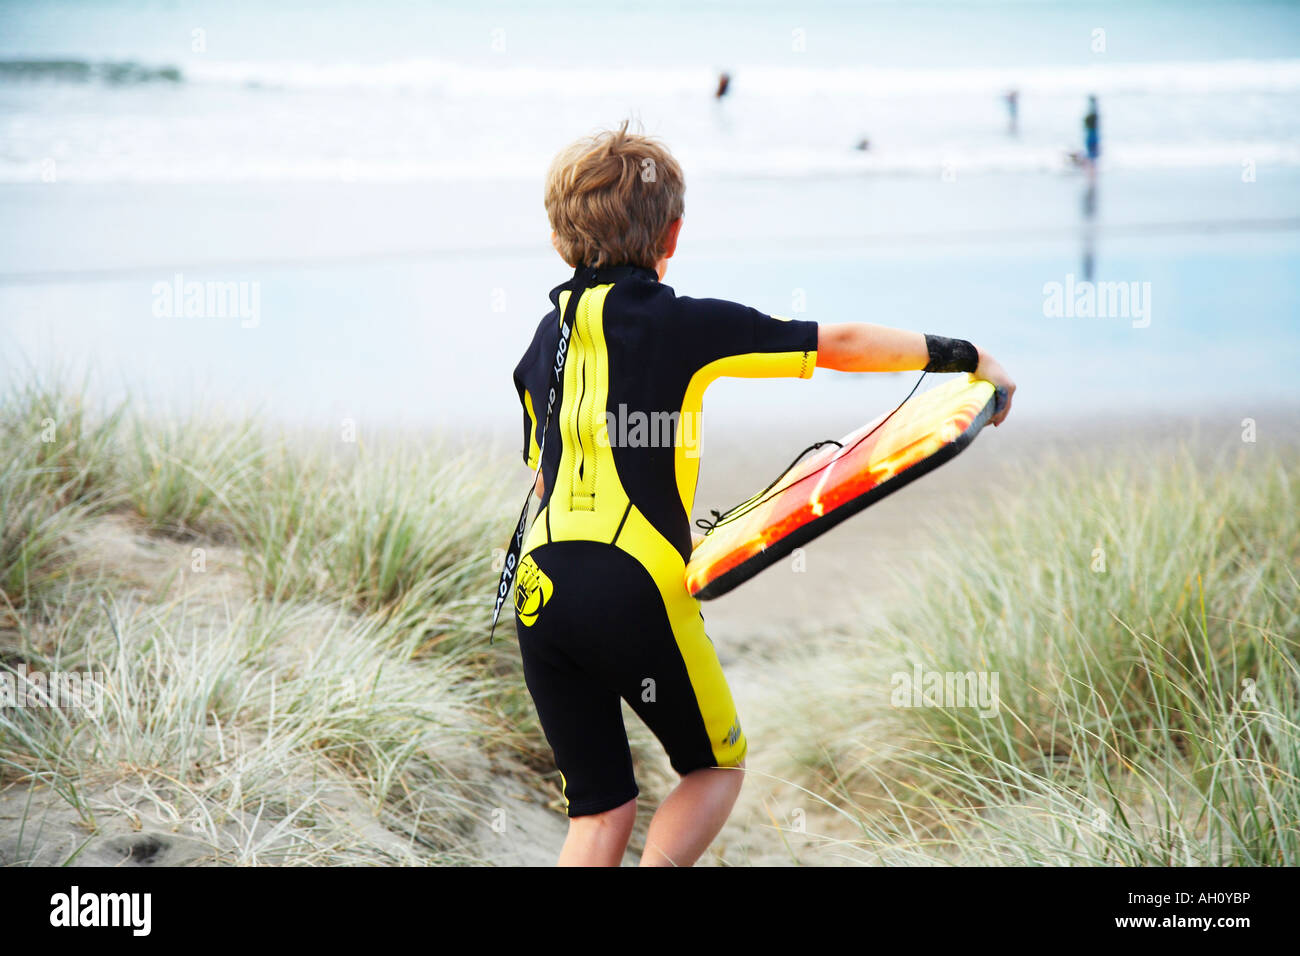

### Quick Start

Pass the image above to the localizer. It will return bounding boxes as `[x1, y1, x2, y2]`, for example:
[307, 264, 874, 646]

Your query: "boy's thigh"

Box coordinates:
[517, 625, 639, 817]
[618, 604, 748, 777]
[515, 540, 746, 795]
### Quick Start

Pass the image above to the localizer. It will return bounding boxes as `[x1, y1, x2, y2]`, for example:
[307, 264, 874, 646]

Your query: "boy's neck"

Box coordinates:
[570, 263, 659, 284]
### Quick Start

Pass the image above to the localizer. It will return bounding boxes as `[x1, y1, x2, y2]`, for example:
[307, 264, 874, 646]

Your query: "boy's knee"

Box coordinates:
[686, 762, 745, 794]
[568, 796, 637, 831]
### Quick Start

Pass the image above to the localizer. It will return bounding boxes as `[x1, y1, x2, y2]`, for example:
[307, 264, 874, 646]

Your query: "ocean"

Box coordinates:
[1, 0, 1298, 439]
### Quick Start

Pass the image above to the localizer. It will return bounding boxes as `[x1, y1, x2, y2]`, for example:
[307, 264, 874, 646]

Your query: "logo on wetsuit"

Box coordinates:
[514, 555, 554, 627]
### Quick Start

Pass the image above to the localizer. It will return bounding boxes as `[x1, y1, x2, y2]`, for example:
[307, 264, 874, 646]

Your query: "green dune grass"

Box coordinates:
[771, 445, 1299, 865]
[0, 381, 547, 865]
[2, 378, 1296, 865]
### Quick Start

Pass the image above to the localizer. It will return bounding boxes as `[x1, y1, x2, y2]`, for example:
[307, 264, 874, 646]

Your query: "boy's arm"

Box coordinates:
[816, 323, 1016, 426]
[815, 323, 928, 373]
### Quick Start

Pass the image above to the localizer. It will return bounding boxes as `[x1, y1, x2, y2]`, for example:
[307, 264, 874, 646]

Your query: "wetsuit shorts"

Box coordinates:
[515, 540, 744, 816]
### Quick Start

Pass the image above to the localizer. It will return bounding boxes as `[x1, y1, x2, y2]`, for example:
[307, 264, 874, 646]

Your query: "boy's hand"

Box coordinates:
[975, 348, 1015, 426]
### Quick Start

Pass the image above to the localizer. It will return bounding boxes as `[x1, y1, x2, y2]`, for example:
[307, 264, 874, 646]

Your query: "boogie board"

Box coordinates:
[684, 374, 1001, 600]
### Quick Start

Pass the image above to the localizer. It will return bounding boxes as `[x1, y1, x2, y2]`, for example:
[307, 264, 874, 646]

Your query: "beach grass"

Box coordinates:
[3, 593, 496, 864]
[769, 444, 1299, 866]
[2, 377, 1296, 865]
[0, 380, 545, 865]
[0, 383, 123, 614]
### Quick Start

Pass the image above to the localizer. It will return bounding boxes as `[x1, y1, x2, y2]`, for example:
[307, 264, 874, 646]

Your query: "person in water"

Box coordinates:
[1083, 94, 1100, 178]
[509, 121, 1016, 866]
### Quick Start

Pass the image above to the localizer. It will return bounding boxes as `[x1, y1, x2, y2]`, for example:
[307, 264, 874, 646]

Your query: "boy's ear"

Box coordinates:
[660, 217, 683, 259]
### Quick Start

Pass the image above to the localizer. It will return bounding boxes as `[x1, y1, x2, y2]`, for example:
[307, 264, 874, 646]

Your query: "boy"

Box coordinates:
[510, 122, 1015, 867]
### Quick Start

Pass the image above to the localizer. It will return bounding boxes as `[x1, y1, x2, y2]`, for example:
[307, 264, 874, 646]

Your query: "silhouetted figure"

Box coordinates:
[715, 72, 731, 99]
[854, 138, 871, 152]
[1004, 89, 1019, 135]
[1083, 94, 1100, 182]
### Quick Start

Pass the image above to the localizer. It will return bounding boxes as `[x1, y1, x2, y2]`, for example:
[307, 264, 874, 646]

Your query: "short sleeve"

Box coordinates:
[676, 297, 818, 380]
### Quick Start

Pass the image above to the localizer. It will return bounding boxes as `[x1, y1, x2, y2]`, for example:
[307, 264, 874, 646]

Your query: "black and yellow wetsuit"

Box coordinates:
[512, 263, 818, 817]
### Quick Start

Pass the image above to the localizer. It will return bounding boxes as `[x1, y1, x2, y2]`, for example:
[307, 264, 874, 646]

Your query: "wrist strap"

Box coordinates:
[923, 334, 979, 374]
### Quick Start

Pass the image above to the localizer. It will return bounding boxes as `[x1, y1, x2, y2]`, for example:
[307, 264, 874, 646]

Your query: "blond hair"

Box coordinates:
[544, 121, 685, 270]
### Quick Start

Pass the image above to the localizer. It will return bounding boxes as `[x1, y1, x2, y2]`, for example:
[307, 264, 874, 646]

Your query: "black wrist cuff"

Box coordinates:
[923, 334, 979, 374]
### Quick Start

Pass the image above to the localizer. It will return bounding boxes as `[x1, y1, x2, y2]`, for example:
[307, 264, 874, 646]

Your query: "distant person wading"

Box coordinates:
[1083, 94, 1100, 180]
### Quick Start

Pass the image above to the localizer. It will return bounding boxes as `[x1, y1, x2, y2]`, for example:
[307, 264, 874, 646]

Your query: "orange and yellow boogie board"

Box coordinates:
[684, 374, 1001, 600]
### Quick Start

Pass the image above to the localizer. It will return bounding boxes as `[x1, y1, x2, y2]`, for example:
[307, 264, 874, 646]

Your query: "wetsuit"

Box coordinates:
[511, 263, 818, 817]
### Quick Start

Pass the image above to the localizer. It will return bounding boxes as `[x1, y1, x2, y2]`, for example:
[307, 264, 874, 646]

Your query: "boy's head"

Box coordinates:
[544, 121, 684, 273]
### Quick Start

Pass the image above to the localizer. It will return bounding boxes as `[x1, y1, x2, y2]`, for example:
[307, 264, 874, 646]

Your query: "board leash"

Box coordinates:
[695, 370, 930, 535]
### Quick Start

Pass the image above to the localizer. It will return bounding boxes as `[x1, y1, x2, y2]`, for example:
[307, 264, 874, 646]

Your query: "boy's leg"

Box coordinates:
[639, 762, 745, 867]
[601, 561, 748, 866]
[515, 545, 642, 863]
[558, 797, 637, 867]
